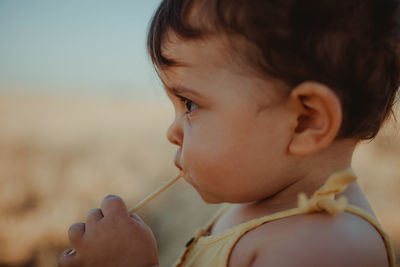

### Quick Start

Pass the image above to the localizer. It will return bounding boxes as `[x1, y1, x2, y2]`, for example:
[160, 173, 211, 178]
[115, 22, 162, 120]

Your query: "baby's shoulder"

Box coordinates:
[229, 211, 389, 267]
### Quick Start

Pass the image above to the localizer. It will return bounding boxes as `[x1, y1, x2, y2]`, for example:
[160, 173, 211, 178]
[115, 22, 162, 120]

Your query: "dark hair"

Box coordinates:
[148, 0, 400, 140]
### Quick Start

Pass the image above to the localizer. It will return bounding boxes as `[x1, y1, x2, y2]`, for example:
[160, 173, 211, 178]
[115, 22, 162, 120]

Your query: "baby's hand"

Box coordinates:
[58, 195, 159, 267]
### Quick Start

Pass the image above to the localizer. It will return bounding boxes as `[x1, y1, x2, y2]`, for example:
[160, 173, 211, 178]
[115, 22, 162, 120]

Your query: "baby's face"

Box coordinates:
[160, 34, 295, 203]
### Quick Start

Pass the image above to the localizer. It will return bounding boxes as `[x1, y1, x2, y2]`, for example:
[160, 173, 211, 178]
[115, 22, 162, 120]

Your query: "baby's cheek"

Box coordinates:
[184, 146, 218, 178]
[183, 138, 246, 189]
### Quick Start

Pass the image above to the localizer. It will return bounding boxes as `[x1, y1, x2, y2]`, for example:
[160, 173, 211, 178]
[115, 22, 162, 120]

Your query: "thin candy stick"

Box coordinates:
[128, 171, 185, 214]
[67, 171, 185, 256]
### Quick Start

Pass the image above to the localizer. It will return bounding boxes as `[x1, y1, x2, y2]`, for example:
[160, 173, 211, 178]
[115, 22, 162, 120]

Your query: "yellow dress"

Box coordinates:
[173, 170, 396, 267]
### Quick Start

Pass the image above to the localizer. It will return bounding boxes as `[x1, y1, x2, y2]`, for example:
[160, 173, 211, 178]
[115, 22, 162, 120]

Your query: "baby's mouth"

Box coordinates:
[174, 149, 183, 171]
[174, 160, 183, 171]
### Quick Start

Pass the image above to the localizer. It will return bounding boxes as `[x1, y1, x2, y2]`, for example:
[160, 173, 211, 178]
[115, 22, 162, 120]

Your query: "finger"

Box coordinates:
[68, 222, 85, 246]
[58, 248, 79, 267]
[101, 195, 127, 217]
[86, 208, 103, 225]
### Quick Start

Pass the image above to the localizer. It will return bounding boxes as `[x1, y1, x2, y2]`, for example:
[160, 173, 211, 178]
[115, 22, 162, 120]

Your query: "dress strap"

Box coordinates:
[297, 169, 356, 215]
[178, 169, 396, 267]
[296, 169, 395, 266]
[228, 169, 395, 267]
[203, 204, 232, 234]
[345, 204, 396, 267]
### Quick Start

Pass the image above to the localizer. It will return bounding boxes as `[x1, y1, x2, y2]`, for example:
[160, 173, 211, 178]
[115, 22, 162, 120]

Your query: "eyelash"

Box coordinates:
[176, 95, 198, 114]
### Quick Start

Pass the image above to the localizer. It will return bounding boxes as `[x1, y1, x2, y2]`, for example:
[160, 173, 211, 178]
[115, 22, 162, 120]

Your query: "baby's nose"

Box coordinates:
[167, 120, 183, 146]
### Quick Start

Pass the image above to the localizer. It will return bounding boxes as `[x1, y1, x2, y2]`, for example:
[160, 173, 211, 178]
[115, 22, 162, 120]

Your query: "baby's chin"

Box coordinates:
[194, 187, 251, 204]
[190, 185, 225, 204]
[183, 171, 255, 203]
[198, 193, 224, 204]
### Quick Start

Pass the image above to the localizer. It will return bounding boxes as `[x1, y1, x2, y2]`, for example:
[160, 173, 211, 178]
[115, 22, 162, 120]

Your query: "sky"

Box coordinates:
[0, 0, 163, 96]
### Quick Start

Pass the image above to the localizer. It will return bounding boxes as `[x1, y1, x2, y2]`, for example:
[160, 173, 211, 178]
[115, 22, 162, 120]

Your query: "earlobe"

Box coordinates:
[287, 82, 342, 156]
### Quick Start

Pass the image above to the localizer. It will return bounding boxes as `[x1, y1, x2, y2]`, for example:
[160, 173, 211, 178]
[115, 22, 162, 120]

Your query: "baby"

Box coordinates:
[59, 0, 400, 266]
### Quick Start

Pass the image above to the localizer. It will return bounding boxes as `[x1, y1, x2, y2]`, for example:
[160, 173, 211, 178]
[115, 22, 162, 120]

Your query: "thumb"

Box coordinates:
[129, 213, 144, 223]
[58, 248, 79, 267]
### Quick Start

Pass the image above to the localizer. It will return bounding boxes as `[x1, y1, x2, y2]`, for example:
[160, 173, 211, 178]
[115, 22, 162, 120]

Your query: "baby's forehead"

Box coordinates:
[159, 31, 289, 104]
[160, 31, 243, 72]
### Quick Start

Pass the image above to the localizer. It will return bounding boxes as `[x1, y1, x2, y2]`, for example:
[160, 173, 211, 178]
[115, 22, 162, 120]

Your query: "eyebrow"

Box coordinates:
[164, 84, 204, 99]
[160, 52, 190, 68]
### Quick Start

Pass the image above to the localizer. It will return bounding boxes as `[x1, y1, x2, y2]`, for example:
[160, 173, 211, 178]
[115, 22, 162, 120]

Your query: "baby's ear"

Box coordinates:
[287, 81, 342, 155]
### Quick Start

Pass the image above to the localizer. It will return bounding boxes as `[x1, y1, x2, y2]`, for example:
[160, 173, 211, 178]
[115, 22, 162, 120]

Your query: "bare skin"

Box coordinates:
[162, 34, 389, 266]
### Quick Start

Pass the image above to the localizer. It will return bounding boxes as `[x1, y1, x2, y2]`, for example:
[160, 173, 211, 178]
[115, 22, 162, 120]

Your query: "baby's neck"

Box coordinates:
[247, 139, 357, 214]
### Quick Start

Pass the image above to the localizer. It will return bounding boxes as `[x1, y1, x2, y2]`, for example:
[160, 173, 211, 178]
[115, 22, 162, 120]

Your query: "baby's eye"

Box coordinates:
[178, 96, 198, 114]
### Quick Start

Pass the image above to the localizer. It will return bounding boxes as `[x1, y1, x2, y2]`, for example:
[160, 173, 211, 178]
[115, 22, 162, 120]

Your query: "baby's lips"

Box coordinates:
[174, 149, 183, 170]
[174, 160, 183, 171]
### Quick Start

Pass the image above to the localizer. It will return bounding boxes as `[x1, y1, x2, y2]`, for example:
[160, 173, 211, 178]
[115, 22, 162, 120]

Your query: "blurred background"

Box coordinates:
[0, 1, 399, 266]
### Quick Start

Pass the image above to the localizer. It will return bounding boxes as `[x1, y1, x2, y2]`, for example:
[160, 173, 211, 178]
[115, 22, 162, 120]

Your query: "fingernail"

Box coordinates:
[67, 248, 76, 255]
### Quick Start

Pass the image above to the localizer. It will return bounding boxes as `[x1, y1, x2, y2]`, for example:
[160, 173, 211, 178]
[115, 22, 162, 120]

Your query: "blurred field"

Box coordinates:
[0, 92, 399, 266]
